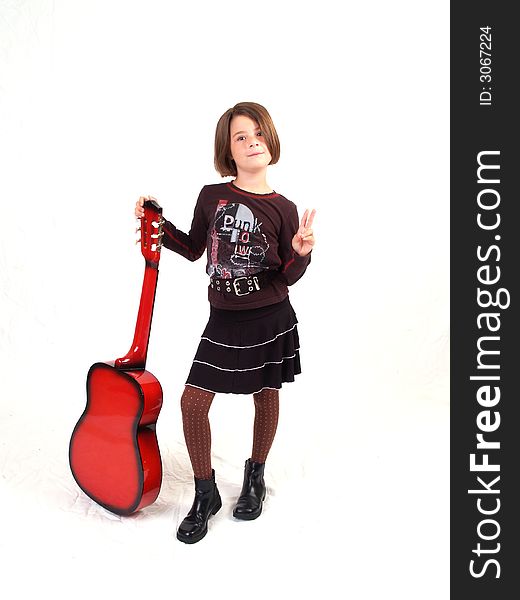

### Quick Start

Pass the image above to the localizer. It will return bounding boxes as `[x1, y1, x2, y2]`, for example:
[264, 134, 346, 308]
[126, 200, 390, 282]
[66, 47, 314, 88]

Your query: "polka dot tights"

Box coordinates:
[251, 388, 280, 464]
[180, 385, 280, 480]
[181, 386, 215, 481]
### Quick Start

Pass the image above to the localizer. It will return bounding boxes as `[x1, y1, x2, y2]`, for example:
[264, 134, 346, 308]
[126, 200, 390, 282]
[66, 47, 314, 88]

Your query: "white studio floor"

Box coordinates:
[0, 360, 448, 600]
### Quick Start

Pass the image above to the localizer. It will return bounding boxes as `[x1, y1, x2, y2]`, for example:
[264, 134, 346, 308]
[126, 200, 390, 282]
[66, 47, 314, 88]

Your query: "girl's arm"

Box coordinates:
[277, 203, 314, 286]
[134, 191, 208, 262]
[161, 189, 208, 262]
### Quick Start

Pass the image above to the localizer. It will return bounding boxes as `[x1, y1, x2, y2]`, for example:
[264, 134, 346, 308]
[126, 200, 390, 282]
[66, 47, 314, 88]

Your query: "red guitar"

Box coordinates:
[69, 200, 165, 515]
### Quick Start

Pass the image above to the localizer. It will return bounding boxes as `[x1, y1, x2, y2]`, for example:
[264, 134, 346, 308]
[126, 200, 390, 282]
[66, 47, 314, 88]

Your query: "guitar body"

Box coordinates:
[69, 199, 166, 516]
[69, 362, 163, 515]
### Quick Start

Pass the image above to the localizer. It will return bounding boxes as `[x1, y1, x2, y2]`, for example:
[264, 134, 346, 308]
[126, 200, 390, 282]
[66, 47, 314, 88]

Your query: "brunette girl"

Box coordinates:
[135, 102, 316, 543]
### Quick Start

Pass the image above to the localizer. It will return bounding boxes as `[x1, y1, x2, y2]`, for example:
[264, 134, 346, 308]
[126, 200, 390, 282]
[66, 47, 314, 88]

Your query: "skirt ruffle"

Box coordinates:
[185, 296, 301, 394]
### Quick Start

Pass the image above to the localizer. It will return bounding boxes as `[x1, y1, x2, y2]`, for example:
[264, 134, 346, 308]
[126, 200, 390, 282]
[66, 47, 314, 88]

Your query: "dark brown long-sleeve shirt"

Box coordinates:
[162, 181, 311, 310]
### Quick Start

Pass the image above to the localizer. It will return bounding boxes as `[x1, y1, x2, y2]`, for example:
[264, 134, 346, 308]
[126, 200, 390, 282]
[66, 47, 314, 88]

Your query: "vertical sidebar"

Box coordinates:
[451, 3, 518, 597]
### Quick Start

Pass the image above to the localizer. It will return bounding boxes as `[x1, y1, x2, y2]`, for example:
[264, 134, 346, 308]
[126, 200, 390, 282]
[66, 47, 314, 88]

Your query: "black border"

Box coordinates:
[451, 3, 518, 596]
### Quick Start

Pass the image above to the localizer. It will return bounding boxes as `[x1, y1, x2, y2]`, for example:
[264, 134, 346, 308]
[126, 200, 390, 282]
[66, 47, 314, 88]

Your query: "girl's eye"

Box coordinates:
[237, 135, 245, 141]
[256, 131, 263, 136]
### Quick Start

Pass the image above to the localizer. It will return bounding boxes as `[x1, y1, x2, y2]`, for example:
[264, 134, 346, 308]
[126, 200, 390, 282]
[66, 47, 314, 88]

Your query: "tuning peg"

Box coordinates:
[135, 238, 141, 245]
[135, 226, 141, 233]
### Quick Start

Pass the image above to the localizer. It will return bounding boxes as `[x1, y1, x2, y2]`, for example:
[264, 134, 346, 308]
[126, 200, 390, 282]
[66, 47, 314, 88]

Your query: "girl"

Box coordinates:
[135, 102, 316, 544]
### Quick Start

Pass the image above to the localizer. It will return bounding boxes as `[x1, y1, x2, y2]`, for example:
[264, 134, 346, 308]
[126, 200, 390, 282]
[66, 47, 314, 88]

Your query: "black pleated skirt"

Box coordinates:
[185, 296, 301, 394]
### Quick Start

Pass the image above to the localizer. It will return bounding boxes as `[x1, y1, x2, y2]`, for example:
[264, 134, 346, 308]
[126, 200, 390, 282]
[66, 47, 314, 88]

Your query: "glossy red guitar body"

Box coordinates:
[69, 200, 165, 515]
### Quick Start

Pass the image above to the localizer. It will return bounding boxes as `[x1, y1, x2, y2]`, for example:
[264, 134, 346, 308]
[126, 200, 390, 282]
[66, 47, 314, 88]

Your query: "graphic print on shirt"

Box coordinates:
[208, 200, 270, 278]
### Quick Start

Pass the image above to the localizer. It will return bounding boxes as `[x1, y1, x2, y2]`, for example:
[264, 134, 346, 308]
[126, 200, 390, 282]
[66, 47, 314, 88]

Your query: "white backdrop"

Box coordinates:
[0, 1, 449, 598]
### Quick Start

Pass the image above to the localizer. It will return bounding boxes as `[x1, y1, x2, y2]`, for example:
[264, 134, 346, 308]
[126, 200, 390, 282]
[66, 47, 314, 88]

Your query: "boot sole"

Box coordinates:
[176, 498, 222, 544]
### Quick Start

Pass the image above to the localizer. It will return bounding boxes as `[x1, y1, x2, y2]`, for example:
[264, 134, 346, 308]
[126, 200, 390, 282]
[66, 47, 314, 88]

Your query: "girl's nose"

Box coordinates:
[249, 138, 259, 147]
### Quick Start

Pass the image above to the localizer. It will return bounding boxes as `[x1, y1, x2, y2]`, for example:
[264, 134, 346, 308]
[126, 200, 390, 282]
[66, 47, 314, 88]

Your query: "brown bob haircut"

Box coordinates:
[214, 102, 281, 177]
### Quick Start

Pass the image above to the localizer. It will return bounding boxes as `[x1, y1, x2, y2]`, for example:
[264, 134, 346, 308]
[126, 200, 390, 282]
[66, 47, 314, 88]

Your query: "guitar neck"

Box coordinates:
[115, 260, 159, 370]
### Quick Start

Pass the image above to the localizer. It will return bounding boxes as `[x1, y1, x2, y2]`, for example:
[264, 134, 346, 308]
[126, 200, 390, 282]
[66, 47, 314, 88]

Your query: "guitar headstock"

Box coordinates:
[136, 198, 164, 265]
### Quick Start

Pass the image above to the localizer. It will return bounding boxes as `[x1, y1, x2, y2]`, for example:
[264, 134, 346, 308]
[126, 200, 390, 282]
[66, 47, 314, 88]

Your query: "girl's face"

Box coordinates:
[229, 115, 272, 175]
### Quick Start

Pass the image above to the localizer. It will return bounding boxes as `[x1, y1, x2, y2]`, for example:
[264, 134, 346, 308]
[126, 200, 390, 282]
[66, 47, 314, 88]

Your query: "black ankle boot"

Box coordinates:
[233, 459, 266, 521]
[177, 470, 222, 544]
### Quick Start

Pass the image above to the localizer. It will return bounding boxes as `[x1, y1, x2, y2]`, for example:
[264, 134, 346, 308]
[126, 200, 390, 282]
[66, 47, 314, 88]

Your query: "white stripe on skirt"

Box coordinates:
[193, 350, 300, 372]
[185, 382, 282, 395]
[200, 323, 297, 349]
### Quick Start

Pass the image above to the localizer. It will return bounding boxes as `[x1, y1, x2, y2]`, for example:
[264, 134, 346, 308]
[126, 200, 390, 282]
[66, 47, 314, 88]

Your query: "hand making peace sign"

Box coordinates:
[292, 208, 316, 257]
